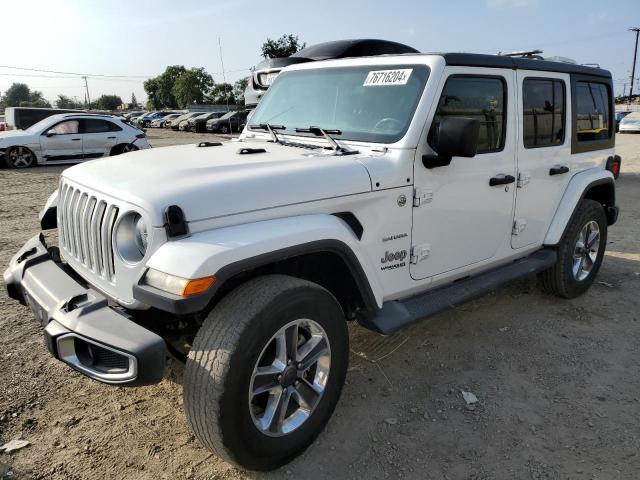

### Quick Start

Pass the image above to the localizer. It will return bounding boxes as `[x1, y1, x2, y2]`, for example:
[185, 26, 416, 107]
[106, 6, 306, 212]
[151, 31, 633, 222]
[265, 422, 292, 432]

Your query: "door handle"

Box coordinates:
[549, 165, 569, 176]
[71, 138, 81, 141]
[107, 136, 116, 139]
[489, 174, 516, 186]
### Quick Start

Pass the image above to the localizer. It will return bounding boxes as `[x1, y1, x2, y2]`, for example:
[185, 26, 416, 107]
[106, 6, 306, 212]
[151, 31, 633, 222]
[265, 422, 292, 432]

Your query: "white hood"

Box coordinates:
[63, 141, 373, 225]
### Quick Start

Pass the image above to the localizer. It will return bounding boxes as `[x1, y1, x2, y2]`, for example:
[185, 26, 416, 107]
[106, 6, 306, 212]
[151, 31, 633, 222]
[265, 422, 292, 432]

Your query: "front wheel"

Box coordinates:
[5, 146, 35, 168]
[183, 275, 348, 471]
[539, 199, 607, 298]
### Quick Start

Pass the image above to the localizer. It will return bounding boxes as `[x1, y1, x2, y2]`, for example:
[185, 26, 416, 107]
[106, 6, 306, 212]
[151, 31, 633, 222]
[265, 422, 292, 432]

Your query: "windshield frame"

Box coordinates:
[248, 63, 430, 145]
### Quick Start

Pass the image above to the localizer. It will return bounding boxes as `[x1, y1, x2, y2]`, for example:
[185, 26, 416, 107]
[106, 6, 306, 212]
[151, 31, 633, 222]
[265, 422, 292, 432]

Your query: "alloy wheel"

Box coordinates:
[249, 318, 331, 437]
[8, 146, 34, 168]
[572, 220, 600, 281]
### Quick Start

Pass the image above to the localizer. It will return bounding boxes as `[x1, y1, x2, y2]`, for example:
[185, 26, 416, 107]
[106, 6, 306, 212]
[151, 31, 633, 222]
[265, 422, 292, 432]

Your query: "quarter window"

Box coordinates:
[575, 81, 610, 142]
[522, 78, 565, 148]
[83, 119, 121, 133]
[429, 76, 506, 154]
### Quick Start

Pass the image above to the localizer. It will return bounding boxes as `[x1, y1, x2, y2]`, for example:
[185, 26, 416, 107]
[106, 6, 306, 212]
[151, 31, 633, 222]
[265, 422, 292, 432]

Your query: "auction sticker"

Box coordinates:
[363, 69, 413, 86]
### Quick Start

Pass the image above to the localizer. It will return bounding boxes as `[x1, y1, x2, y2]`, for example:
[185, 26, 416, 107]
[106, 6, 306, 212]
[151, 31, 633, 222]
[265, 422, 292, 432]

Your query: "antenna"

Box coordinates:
[218, 36, 232, 132]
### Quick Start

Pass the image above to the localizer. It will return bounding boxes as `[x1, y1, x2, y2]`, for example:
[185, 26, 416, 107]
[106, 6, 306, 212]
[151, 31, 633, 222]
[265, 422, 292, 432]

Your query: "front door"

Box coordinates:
[40, 119, 83, 161]
[511, 71, 571, 249]
[81, 119, 119, 159]
[411, 68, 517, 280]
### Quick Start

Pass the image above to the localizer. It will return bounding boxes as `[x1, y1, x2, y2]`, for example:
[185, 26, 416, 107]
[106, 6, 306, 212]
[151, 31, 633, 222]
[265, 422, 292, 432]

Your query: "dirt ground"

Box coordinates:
[1, 131, 639, 480]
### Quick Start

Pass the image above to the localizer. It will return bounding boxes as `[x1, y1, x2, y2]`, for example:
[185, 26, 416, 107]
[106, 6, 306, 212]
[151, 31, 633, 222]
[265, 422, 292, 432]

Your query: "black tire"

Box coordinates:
[5, 146, 36, 169]
[539, 199, 607, 298]
[220, 125, 229, 134]
[183, 275, 348, 471]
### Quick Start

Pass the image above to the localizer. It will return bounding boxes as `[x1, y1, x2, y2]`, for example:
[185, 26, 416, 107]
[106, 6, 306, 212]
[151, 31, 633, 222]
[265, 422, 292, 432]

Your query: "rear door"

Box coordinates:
[39, 119, 83, 161]
[411, 68, 517, 280]
[81, 119, 120, 159]
[512, 71, 571, 249]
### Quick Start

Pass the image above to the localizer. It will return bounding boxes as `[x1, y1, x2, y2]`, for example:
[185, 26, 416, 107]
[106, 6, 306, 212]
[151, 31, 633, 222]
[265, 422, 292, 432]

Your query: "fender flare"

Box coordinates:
[133, 214, 382, 315]
[544, 169, 615, 246]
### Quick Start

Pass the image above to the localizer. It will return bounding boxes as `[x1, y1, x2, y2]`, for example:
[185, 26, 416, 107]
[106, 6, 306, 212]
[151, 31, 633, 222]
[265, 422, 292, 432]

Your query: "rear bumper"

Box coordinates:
[3, 234, 166, 386]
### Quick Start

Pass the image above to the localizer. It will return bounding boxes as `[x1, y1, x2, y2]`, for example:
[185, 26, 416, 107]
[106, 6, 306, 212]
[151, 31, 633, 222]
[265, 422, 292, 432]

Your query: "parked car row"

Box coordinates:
[139, 109, 249, 134]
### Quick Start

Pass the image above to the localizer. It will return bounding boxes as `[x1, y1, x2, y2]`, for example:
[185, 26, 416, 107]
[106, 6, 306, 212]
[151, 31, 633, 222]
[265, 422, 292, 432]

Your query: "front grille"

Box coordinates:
[58, 182, 119, 282]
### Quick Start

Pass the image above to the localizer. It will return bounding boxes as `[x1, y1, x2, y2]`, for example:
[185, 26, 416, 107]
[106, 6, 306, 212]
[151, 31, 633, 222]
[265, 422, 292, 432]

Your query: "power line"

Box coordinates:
[0, 64, 149, 79]
[0, 64, 250, 79]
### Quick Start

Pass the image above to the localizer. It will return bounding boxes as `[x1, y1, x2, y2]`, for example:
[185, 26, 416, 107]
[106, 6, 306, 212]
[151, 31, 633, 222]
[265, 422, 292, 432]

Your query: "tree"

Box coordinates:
[208, 83, 236, 105]
[2, 83, 31, 107]
[144, 65, 187, 109]
[233, 77, 249, 105]
[55, 94, 83, 109]
[261, 34, 305, 59]
[131, 92, 138, 108]
[172, 68, 214, 108]
[94, 94, 123, 111]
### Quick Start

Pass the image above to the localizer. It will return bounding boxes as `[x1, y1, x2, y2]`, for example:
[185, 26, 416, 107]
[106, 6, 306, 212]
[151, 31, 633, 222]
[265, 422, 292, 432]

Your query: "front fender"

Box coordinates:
[137, 214, 383, 313]
[544, 168, 614, 246]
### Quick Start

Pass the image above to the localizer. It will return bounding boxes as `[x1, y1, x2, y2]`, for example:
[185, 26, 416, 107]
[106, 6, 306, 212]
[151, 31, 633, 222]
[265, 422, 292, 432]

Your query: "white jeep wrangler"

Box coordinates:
[4, 52, 620, 470]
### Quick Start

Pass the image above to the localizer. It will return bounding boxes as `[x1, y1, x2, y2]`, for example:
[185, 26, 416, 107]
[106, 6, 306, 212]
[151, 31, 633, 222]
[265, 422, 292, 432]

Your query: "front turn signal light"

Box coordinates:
[144, 268, 216, 297]
[181, 276, 217, 297]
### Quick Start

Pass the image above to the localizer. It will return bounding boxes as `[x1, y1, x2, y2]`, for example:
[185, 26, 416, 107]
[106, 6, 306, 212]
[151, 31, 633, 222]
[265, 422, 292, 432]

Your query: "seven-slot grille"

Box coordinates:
[58, 181, 119, 282]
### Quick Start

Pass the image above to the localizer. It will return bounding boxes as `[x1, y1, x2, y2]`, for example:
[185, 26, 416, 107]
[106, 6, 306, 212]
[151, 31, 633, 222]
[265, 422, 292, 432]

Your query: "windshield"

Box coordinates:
[26, 117, 57, 133]
[249, 64, 429, 143]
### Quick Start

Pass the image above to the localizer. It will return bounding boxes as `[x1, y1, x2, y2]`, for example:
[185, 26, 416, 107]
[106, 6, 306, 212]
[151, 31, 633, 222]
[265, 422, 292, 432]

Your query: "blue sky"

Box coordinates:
[1, 0, 638, 103]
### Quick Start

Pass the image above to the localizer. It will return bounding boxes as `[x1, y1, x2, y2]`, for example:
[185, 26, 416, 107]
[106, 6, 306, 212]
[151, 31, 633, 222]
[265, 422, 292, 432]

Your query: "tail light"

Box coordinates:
[606, 155, 621, 179]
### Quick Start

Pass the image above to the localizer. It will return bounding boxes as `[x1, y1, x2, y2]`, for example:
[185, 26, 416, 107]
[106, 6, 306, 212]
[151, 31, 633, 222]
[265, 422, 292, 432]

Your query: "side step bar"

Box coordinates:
[361, 249, 557, 335]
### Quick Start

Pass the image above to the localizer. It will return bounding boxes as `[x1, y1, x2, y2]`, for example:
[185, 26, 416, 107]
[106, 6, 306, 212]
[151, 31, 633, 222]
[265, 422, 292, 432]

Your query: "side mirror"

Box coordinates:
[423, 117, 480, 169]
[45, 131, 56, 137]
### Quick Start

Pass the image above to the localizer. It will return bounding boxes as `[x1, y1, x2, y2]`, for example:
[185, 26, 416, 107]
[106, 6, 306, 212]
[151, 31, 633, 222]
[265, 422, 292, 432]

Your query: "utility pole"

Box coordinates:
[83, 76, 91, 110]
[628, 27, 640, 107]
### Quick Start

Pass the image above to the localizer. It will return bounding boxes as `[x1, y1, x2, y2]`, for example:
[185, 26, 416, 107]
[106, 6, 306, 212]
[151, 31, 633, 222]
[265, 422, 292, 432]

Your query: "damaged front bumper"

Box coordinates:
[3, 234, 166, 386]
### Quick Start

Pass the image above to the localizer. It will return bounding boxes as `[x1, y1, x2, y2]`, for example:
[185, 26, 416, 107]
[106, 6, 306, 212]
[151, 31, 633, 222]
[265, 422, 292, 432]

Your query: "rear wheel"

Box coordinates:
[183, 275, 348, 470]
[5, 146, 35, 168]
[110, 144, 138, 156]
[539, 199, 607, 298]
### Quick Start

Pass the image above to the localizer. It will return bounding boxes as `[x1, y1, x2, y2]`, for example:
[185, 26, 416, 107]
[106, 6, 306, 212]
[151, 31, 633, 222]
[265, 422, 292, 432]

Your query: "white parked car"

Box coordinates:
[619, 111, 640, 133]
[150, 113, 181, 128]
[4, 52, 620, 470]
[0, 113, 150, 168]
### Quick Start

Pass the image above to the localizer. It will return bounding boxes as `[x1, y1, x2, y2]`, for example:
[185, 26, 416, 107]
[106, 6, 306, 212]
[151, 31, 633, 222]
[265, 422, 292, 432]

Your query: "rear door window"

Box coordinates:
[522, 78, 565, 148]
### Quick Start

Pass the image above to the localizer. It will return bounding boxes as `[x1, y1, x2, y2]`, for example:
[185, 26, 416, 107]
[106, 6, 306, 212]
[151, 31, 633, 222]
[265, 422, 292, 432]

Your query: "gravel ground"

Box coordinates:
[1, 131, 640, 480]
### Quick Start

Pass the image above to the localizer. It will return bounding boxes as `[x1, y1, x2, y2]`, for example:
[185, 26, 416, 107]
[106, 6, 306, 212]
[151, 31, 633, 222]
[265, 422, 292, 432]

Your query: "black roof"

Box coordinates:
[440, 53, 611, 78]
[254, 39, 419, 70]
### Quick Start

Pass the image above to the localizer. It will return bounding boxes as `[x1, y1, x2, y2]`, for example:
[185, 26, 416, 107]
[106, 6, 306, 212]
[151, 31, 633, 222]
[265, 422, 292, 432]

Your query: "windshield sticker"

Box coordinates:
[363, 69, 413, 86]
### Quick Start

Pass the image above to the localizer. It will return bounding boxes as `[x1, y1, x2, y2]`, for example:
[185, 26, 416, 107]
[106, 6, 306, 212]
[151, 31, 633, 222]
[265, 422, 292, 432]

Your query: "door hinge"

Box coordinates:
[517, 172, 530, 188]
[413, 188, 433, 207]
[410, 244, 431, 264]
[512, 218, 527, 235]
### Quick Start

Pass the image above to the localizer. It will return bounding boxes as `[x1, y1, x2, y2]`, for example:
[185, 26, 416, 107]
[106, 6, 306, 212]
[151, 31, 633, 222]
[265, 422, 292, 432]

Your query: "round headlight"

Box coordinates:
[134, 215, 148, 255]
[115, 212, 149, 264]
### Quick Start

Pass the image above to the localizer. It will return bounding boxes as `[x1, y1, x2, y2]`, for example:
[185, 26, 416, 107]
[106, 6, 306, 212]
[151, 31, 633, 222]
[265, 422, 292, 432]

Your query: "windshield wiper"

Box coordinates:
[248, 123, 285, 144]
[294, 126, 356, 154]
